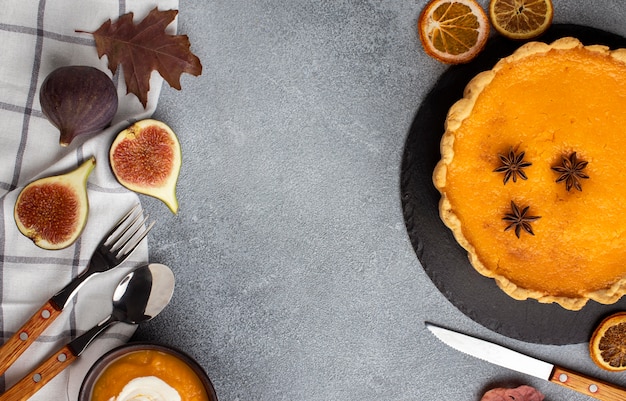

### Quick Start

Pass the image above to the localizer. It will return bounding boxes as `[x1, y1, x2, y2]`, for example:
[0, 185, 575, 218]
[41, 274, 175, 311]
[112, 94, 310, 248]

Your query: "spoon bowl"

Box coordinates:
[70, 263, 175, 355]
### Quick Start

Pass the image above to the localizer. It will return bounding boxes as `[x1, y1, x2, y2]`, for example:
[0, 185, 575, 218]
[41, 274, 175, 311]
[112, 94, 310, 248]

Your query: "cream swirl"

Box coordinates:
[107, 376, 181, 401]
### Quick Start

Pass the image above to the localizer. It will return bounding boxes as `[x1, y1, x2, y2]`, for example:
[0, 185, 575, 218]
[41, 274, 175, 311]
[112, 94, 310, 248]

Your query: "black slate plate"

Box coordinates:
[401, 24, 626, 345]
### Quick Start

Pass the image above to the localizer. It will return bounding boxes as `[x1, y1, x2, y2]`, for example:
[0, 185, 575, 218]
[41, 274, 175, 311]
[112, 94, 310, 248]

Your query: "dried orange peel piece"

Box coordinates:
[489, 0, 553, 40]
[589, 312, 626, 371]
[418, 0, 490, 64]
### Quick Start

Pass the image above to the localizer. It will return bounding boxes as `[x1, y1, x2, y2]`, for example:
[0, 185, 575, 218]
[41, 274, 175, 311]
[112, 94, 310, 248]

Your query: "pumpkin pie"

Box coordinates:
[433, 37, 626, 310]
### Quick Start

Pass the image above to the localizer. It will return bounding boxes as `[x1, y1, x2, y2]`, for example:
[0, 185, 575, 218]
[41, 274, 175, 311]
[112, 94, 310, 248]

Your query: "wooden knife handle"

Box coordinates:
[0, 300, 62, 377]
[0, 344, 76, 401]
[550, 365, 626, 401]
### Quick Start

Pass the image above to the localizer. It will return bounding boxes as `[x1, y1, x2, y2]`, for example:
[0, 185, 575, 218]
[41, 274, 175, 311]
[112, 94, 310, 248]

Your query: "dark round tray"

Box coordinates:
[401, 24, 626, 345]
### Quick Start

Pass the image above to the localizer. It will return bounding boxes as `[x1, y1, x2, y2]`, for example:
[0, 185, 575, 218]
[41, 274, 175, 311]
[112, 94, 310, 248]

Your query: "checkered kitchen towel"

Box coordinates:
[0, 0, 177, 399]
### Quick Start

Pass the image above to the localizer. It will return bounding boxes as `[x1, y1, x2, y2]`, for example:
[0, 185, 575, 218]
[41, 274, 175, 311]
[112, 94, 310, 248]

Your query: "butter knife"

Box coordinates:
[426, 322, 626, 401]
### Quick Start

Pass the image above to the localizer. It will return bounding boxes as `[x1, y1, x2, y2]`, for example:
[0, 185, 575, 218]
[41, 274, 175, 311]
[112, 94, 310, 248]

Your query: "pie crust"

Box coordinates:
[433, 37, 626, 310]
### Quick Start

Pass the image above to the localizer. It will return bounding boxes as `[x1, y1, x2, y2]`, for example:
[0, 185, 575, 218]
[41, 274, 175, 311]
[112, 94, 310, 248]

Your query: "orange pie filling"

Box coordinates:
[434, 37, 626, 310]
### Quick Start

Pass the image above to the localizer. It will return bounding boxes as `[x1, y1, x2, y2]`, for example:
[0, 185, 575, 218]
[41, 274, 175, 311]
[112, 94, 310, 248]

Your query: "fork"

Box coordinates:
[0, 204, 154, 377]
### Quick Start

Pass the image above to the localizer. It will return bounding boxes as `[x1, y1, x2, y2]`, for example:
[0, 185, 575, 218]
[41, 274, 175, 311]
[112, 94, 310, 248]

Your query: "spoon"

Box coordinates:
[0, 263, 175, 401]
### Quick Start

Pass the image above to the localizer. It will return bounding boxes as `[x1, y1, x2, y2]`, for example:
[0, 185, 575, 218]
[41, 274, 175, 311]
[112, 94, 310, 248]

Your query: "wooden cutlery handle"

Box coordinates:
[0, 300, 62, 377]
[550, 366, 626, 401]
[0, 344, 76, 401]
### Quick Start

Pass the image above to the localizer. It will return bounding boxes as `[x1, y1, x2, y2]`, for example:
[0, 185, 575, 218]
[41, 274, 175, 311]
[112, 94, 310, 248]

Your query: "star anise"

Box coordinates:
[493, 148, 532, 185]
[551, 152, 589, 192]
[503, 201, 541, 238]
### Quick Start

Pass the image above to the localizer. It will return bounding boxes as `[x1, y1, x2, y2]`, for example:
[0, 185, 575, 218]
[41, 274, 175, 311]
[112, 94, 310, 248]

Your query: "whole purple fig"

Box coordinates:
[39, 66, 118, 146]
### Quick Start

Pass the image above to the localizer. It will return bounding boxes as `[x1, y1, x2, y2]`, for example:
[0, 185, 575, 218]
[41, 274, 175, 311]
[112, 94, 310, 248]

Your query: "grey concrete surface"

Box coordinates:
[133, 1, 626, 400]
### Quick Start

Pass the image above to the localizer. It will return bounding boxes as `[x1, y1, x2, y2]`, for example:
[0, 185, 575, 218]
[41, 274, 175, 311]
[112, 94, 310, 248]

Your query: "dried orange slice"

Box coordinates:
[488, 0, 553, 40]
[589, 312, 626, 371]
[418, 0, 490, 64]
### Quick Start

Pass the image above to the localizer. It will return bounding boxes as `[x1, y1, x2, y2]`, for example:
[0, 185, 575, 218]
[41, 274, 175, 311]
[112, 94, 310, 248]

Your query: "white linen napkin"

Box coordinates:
[0, 0, 178, 399]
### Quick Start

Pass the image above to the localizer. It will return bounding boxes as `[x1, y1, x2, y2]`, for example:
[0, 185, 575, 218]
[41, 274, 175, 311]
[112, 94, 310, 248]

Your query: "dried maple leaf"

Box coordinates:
[78, 8, 202, 107]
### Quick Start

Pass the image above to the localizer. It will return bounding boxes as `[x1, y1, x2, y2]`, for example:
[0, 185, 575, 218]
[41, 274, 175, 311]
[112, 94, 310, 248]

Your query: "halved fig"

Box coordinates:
[14, 157, 95, 250]
[110, 119, 181, 214]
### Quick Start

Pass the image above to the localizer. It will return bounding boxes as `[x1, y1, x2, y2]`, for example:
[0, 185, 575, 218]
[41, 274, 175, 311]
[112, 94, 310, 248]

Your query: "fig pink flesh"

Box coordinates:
[112, 125, 175, 187]
[15, 183, 79, 244]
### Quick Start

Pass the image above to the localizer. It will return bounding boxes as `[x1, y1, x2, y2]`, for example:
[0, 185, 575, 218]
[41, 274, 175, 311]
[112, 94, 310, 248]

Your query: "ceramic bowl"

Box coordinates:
[79, 342, 218, 401]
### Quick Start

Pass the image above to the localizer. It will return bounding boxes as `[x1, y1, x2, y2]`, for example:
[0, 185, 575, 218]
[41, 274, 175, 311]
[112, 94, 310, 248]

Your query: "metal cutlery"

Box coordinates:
[0, 263, 175, 401]
[0, 204, 154, 377]
[426, 322, 626, 401]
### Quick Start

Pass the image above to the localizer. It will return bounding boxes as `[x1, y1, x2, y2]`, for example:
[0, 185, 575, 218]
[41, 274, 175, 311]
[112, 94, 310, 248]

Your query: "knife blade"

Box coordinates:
[426, 322, 626, 401]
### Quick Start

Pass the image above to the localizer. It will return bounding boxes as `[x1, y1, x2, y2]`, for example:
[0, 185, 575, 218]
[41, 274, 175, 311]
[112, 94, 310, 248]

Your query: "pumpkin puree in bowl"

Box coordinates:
[90, 349, 209, 401]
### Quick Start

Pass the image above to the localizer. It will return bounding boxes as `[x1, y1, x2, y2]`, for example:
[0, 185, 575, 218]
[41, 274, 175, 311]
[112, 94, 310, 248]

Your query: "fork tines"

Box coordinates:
[104, 204, 155, 259]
